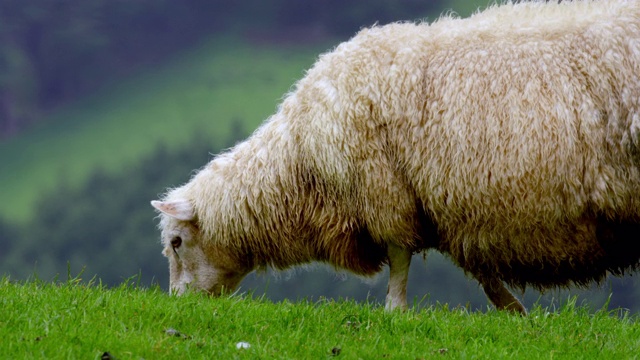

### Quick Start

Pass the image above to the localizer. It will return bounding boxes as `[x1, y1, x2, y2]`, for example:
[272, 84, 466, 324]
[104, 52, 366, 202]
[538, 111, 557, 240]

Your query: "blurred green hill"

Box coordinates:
[0, 38, 320, 222]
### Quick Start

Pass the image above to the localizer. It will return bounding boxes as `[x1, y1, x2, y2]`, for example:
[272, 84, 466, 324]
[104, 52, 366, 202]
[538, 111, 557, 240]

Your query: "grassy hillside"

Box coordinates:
[2, 277, 639, 359]
[0, 37, 323, 223]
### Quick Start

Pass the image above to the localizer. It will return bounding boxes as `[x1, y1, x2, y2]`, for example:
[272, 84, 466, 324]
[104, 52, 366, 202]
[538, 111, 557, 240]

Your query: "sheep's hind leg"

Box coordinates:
[385, 244, 412, 311]
[479, 276, 527, 315]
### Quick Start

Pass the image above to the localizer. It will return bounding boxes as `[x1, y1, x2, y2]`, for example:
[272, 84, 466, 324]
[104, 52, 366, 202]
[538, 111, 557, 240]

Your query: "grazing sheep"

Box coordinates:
[152, 0, 640, 314]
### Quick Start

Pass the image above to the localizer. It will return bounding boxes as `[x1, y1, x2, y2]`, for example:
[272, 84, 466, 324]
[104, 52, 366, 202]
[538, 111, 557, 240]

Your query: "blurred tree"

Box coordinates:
[0, 217, 16, 258]
[0, 28, 37, 136]
[277, 0, 442, 36]
[0, 0, 228, 137]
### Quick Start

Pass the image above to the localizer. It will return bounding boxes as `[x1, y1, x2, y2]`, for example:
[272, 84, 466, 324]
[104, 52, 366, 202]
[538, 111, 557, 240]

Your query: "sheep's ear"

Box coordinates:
[151, 200, 195, 221]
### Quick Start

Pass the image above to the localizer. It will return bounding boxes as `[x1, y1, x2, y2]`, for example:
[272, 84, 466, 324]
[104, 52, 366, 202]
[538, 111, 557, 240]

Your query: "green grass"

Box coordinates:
[2, 276, 639, 359]
[0, 37, 323, 223]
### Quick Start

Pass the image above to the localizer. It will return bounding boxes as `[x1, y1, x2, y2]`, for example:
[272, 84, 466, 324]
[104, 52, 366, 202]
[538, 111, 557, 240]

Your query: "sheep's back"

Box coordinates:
[384, 6, 640, 287]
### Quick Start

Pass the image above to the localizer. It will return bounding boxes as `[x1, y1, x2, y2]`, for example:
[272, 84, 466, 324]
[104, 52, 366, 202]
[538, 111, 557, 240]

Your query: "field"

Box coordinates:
[2, 276, 639, 359]
[0, 37, 323, 223]
[2, 9, 640, 358]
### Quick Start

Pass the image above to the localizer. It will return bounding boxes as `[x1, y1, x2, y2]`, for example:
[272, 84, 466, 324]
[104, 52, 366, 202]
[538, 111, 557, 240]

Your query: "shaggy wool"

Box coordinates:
[158, 0, 640, 294]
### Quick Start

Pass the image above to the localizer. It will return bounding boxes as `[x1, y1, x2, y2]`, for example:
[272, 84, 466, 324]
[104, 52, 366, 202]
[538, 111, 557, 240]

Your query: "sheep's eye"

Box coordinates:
[170, 236, 182, 249]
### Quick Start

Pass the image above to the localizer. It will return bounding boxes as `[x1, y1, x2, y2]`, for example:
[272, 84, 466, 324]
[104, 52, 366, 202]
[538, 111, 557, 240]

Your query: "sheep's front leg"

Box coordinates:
[478, 276, 527, 315]
[385, 245, 412, 311]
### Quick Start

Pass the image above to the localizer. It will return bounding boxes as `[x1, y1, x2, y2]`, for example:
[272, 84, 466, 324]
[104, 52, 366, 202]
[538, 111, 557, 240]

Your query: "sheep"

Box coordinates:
[152, 0, 640, 315]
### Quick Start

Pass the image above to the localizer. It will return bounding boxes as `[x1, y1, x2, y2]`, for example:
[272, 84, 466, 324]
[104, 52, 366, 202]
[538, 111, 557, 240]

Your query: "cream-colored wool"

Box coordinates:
[154, 0, 640, 312]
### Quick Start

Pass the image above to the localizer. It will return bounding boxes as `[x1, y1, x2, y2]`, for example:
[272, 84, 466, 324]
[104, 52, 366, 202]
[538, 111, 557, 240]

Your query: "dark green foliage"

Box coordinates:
[275, 0, 441, 36]
[0, 218, 16, 256]
[0, 0, 227, 103]
[0, 0, 445, 137]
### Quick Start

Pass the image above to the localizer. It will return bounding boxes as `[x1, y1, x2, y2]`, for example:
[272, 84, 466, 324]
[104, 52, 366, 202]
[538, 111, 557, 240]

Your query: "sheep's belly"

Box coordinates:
[441, 218, 640, 289]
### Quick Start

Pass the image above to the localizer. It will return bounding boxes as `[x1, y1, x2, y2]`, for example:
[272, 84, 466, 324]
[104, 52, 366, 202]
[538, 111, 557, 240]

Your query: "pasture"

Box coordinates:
[0, 37, 321, 223]
[2, 32, 636, 317]
[2, 276, 638, 359]
[2, 5, 639, 357]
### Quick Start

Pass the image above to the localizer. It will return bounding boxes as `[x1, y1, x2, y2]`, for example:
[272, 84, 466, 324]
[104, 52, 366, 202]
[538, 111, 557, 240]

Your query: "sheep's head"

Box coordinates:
[151, 199, 250, 296]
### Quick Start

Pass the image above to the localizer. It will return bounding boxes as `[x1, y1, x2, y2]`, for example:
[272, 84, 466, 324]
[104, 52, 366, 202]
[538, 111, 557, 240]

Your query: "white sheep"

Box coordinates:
[152, 0, 640, 314]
